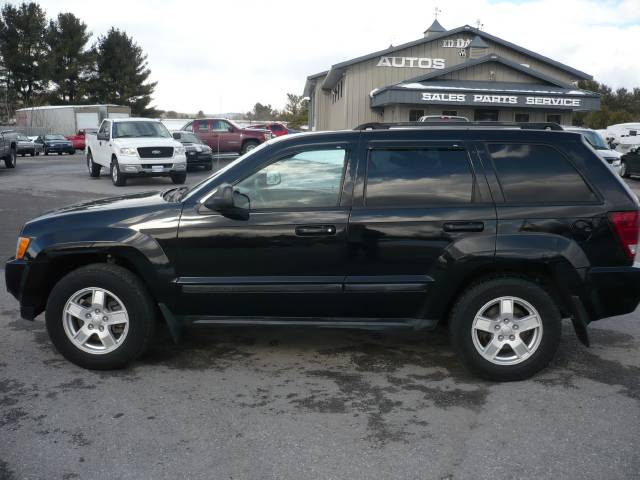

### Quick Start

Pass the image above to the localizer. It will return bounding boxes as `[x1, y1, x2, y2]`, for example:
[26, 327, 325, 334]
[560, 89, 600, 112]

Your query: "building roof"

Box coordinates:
[16, 104, 125, 111]
[424, 18, 446, 34]
[304, 24, 592, 94]
[468, 35, 488, 48]
[396, 54, 576, 89]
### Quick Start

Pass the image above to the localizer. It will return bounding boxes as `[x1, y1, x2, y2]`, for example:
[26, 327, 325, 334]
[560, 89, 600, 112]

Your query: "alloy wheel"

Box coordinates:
[471, 296, 543, 365]
[62, 287, 129, 355]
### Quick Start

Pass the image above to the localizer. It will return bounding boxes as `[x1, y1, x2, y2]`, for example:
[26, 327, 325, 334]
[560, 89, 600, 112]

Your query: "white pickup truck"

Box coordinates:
[85, 117, 187, 186]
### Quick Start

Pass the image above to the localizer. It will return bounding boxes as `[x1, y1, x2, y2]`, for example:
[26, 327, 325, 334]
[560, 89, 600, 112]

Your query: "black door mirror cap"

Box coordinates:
[203, 184, 250, 220]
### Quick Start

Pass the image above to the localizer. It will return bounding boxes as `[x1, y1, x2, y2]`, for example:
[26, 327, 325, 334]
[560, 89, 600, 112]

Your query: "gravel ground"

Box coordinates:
[1, 154, 639, 480]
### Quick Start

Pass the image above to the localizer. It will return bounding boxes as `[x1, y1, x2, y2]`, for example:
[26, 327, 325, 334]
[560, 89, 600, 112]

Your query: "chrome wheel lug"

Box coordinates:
[498, 335, 504, 341]
[494, 324, 501, 330]
[94, 309, 100, 314]
[513, 324, 519, 330]
[103, 316, 108, 322]
[504, 318, 509, 324]
[509, 335, 515, 341]
[99, 326, 104, 332]
[88, 324, 94, 330]
[85, 313, 91, 319]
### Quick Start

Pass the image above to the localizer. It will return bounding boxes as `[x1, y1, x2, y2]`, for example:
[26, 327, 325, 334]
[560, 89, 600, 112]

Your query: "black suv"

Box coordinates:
[6, 123, 640, 381]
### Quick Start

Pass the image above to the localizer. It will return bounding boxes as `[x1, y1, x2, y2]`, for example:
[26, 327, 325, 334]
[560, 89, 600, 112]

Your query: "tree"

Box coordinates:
[196, 110, 205, 118]
[281, 93, 309, 129]
[89, 27, 158, 116]
[45, 12, 92, 104]
[246, 102, 277, 121]
[0, 2, 48, 109]
[573, 80, 640, 129]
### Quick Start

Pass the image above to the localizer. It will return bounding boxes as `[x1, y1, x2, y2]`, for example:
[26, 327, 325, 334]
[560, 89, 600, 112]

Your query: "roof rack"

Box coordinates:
[354, 121, 564, 131]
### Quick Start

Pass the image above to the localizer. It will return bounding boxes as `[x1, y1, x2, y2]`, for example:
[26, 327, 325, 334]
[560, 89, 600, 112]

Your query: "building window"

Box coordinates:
[515, 113, 530, 123]
[331, 79, 344, 104]
[409, 109, 424, 122]
[442, 110, 458, 116]
[474, 109, 499, 121]
[547, 114, 562, 124]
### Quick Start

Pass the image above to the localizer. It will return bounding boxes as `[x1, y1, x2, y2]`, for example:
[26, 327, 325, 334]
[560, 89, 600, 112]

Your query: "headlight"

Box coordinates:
[195, 146, 202, 152]
[119, 147, 138, 156]
[16, 237, 31, 260]
[174, 146, 185, 155]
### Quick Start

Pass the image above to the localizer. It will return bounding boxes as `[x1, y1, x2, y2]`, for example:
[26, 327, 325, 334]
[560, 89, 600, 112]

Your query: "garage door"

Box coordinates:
[76, 112, 100, 130]
[108, 113, 130, 119]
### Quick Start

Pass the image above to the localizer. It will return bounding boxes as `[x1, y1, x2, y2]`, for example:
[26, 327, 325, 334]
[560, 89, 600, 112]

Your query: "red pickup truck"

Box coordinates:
[66, 128, 98, 151]
[182, 118, 271, 154]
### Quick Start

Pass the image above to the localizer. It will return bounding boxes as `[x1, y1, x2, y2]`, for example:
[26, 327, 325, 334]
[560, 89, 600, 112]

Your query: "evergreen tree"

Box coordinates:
[45, 12, 91, 104]
[0, 2, 48, 109]
[90, 27, 158, 116]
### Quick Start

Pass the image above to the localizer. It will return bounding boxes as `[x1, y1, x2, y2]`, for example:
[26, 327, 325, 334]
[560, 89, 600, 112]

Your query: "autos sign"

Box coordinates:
[377, 57, 446, 69]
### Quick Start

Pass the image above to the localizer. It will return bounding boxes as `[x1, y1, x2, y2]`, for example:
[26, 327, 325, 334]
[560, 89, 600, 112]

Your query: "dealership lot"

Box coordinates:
[1, 154, 640, 479]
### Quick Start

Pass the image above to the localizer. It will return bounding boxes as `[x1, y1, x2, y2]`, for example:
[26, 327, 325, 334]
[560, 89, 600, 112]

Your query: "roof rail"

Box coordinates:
[354, 121, 564, 131]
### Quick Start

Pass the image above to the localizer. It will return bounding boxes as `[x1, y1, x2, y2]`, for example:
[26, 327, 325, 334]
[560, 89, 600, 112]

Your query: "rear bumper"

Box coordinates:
[585, 266, 640, 320]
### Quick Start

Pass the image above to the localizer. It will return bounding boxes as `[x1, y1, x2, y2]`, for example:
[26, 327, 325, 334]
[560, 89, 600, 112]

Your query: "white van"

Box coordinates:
[605, 123, 640, 154]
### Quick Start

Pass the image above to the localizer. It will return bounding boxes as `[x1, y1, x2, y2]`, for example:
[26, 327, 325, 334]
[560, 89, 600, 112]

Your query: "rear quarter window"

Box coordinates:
[487, 143, 597, 204]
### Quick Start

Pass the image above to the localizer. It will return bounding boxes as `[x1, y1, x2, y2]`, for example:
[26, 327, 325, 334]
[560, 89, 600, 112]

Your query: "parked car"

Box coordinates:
[248, 122, 290, 137]
[35, 134, 75, 155]
[16, 134, 42, 156]
[172, 131, 213, 170]
[66, 128, 97, 151]
[6, 122, 640, 381]
[0, 129, 18, 168]
[620, 146, 640, 178]
[563, 126, 622, 176]
[85, 118, 187, 186]
[182, 118, 272, 155]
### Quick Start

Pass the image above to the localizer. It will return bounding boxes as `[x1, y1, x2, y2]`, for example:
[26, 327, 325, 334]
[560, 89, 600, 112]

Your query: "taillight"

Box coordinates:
[608, 211, 640, 259]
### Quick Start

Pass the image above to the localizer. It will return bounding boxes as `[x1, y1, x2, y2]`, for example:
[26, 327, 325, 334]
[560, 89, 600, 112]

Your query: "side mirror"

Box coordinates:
[227, 126, 234, 132]
[204, 183, 250, 220]
[172, 132, 181, 140]
[97, 132, 109, 141]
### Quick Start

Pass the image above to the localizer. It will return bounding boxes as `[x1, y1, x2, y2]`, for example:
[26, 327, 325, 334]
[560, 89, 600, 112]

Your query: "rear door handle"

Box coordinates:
[443, 221, 484, 233]
[295, 225, 336, 236]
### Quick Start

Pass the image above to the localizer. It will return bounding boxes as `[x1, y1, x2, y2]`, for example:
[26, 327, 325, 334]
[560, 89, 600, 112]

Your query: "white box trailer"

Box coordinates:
[16, 105, 131, 136]
[605, 123, 640, 154]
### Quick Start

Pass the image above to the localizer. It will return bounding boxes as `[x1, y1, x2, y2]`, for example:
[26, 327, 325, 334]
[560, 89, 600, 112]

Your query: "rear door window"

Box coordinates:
[364, 146, 476, 206]
[487, 143, 597, 203]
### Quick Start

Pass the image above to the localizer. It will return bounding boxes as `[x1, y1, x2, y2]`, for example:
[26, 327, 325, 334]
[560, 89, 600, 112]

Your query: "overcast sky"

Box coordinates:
[31, 0, 640, 113]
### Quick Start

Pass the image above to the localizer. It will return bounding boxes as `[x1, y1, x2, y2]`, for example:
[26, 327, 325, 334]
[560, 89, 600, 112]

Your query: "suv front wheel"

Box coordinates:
[449, 277, 561, 381]
[45, 264, 156, 370]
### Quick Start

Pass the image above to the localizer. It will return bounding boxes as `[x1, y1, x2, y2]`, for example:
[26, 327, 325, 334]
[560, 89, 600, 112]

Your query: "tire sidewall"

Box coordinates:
[45, 268, 154, 369]
[450, 279, 561, 381]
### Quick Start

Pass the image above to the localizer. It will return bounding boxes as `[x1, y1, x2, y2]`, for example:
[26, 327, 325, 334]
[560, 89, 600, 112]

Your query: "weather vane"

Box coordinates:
[434, 7, 442, 18]
[475, 18, 484, 30]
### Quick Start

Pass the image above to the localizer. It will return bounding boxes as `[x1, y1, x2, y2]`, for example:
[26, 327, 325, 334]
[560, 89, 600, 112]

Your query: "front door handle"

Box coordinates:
[295, 225, 336, 236]
[443, 221, 484, 233]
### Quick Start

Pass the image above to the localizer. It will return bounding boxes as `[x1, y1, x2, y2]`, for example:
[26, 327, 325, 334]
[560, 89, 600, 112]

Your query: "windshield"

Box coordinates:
[113, 121, 171, 139]
[17, 135, 29, 141]
[580, 130, 608, 150]
[178, 132, 202, 144]
[45, 134, 66, 140]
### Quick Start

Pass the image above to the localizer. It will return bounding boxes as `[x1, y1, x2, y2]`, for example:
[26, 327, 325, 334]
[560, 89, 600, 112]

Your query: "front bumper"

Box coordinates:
[186, 151, 213, 165]
[5, 258, 44, 320]
[119, 161, 187, 177]
[585, 265, 640, 320]
[46, 144, 75, 153]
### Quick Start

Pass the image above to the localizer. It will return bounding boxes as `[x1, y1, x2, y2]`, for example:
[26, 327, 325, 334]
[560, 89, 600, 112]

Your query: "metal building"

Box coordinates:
[303, 20, 600, 130]
[15, 104, 131, 136]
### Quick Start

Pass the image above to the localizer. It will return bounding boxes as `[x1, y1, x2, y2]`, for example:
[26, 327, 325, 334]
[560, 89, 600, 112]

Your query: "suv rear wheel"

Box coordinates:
[171, 172, 187, 184]
[449, 277, 561, 381]
[45, 264, 156, 370]
[87, 151, 101, 177]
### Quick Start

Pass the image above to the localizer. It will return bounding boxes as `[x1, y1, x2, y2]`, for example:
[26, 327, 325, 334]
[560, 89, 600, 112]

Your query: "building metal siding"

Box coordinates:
[308, 28, 591, 130]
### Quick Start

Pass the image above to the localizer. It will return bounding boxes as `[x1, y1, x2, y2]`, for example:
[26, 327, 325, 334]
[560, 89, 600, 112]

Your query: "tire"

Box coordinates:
[449, 277, 561, 382]
[204, 161, 213, 171]
[45, 263, 156, 370]
[241, 140, 259, 155]
[44, 149, 48, 156]
[58, 152, 62, 155]
[87, 151, 101, 178]
[171, 172, 187, 184]
[110, 158, 126, 186]
[29, 149, 34, 156]
[4, 148, 16, 168]
[620, 161, 629, 178]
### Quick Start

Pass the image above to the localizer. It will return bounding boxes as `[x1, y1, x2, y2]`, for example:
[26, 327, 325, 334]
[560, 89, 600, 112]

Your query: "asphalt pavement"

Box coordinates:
[1, 153, 639, 480]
